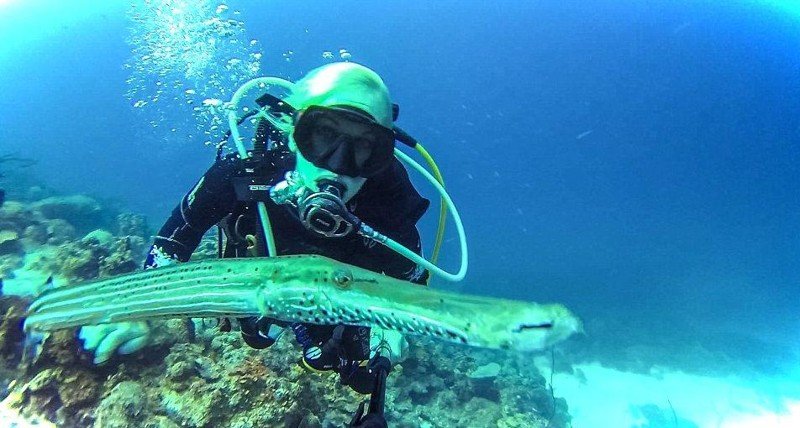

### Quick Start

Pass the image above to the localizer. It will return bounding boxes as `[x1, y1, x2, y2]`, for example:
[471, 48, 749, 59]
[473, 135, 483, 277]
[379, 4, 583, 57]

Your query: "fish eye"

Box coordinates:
[333, 270, 353, 288]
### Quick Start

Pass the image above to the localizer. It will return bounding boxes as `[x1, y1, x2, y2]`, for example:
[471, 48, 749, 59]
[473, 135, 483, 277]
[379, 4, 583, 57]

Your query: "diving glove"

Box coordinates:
[78, 321, 151, 364]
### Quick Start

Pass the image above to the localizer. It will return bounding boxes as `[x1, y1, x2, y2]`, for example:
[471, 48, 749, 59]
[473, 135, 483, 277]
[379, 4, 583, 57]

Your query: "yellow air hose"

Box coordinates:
[413, 143, 447, 266]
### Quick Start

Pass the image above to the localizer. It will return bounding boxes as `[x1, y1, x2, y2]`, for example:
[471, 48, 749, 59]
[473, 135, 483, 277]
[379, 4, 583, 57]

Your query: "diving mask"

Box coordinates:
[292, 105, 395, 178]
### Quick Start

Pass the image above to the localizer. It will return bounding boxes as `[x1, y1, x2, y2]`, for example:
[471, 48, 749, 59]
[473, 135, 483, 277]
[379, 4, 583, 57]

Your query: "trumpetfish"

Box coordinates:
[23, 255, 582, 351]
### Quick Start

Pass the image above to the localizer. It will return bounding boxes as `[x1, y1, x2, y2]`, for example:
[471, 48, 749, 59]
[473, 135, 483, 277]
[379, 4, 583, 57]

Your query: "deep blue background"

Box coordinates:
[1, 0, 798, 371]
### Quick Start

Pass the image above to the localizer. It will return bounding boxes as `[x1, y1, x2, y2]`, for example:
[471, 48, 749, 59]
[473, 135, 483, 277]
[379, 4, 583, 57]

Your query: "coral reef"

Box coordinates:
[116, 212, 150, 240]
[0, 192, 151, 292]
[3, 326, 103, 426]
[94, 381, 153, 428]
[3, 320, 571, 427]
[32, 195, 103, 234]
[0, 297, 26, 368]
[389, 340, 569, 428]
[0, 229, 21, 255]
[27, 232, 139, 281]
[0, 190, 573, 427]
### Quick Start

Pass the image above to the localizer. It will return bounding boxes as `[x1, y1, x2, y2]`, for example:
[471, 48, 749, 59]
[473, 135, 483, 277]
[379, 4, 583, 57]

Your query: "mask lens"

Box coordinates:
[293, 106, 394, 177]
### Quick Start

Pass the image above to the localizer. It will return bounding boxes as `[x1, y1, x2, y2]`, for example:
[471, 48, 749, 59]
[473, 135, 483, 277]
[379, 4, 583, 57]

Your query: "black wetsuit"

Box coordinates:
[144, 146, 429, 393]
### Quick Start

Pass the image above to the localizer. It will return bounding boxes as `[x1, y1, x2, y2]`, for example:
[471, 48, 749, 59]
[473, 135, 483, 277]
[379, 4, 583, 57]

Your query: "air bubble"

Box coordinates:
[125, 1, 262, 142]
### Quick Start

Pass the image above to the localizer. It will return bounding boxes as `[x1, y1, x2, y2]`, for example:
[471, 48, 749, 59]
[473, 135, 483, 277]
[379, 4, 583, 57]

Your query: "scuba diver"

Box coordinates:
[77, 62, 469, 427]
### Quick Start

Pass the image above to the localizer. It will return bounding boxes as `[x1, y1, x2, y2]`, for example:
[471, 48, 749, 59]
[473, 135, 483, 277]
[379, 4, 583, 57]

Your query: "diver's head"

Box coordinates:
[285, 62, 395, 202]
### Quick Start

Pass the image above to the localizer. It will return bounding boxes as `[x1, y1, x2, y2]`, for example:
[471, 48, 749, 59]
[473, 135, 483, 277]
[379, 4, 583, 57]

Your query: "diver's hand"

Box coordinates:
[78, 321, 151, 364]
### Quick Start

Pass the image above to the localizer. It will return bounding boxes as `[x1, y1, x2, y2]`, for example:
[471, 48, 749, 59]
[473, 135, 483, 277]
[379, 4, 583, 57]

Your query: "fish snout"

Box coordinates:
[506, 305, 582, 352]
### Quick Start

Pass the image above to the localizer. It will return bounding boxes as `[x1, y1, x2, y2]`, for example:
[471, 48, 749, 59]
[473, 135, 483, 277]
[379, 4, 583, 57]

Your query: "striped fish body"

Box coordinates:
[26, 255, 581, 352]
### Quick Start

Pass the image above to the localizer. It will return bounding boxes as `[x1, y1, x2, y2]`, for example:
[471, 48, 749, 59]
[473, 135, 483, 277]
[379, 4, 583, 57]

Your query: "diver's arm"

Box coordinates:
[357, 159, 431, 285]
[80, 158, 238, 363]
[145, 157, 240, 266]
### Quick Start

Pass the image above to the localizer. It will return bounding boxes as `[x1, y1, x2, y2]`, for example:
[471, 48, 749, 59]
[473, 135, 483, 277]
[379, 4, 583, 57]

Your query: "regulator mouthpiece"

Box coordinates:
[296, 180, 361, 239]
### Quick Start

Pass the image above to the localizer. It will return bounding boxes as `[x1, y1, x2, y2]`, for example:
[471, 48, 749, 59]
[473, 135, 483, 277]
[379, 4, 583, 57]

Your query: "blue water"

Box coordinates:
[1, 0, 799, 423]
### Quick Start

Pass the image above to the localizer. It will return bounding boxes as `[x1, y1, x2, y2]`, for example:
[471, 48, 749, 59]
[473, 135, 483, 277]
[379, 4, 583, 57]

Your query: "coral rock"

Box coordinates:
[98, 238, 138, 277]
[22, 224, 49, 246]
[82, 229, 115, 247]
[45, 219, 77, 245]
[0, 230, 22, 255]
[51, 240, 100, 280]
[0, 254, 22, 277]
[33, 195, 102, 232]
[117, 212, 150, 238]
[0, 201, 35, 232]
[56, 370, 98, 408]
[94, 381, 150, 427]
[468, 362, 502, 379]
[0, 297, 26, 363]
[27, 369, 58, 393]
